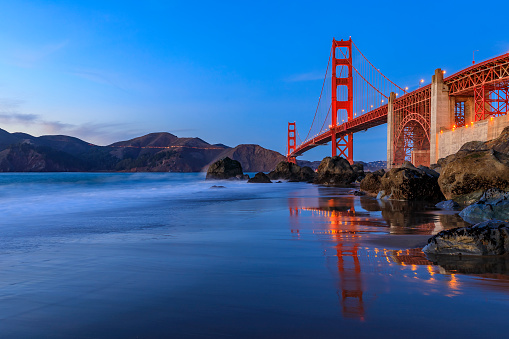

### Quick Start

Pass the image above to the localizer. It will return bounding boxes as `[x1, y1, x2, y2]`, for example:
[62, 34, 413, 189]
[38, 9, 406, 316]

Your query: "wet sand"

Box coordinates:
[1, 175, 508, 338]
[363, 234, 431, 250]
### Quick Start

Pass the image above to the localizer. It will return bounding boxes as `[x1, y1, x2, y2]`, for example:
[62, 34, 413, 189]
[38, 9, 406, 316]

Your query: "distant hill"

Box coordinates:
[0, 128, 284, 172]
[209, 144, 285, 172]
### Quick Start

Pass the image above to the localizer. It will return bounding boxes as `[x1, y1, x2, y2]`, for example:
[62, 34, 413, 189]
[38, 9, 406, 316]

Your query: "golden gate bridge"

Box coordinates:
[287, 38, 509, 168]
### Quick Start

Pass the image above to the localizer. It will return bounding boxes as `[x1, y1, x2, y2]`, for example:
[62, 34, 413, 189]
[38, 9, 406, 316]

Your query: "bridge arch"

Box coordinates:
[393, 113, 430, 167]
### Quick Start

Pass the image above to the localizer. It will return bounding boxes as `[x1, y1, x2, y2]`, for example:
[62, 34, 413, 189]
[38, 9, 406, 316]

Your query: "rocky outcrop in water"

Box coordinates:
[313, 156, 360, 186]
[423, 220, 509, 256]
[459, 188, 509, 224]
[360, 169, 385, 194]
[438, 149, 509, 204]
[247, 172, 272, 183]
[435, 200, 460, 210]
[376, 162, 443, 201]
[206, 157, 244, 180]
[268, 161, 314, 182]
[435, 127, 509, 204]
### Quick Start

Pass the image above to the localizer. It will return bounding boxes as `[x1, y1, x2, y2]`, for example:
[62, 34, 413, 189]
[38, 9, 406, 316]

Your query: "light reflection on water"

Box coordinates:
[287, 187, 509, 321]
[1, 175, 509, 337]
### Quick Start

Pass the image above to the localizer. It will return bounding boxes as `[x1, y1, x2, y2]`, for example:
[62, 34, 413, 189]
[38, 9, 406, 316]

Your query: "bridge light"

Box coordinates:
[420, 79, 424, 83]
[370, 105, 373, 108]
[442, 70, 446, 74]
[362, 109, 364, 112]
[381, 99, 384, 103]
[405, 87, 409, 91]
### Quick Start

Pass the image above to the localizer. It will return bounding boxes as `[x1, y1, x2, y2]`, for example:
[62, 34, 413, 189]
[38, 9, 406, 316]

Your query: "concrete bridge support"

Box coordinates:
[430, 68, 452, 165]
[386, 92, 396, 169]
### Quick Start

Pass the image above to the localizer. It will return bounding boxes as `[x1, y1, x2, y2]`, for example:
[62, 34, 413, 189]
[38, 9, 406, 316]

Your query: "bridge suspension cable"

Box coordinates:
[300, 39, 404, 147]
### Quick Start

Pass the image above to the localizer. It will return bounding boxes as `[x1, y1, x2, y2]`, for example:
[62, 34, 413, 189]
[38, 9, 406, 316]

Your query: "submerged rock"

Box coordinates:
[435, 200, 460, 210]
[459, 188, 509, 224]
[313, 156, 358, 186]
[210, 185, 226, 189]
[247, 172, 272, 183]
[206, 157, 244, 180]
[268, 161, 314, 182]
[423, 220, 509, 256]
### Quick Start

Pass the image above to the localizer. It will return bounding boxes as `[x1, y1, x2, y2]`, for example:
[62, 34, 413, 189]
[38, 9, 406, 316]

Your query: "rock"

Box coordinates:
[435, 200, 460, 210]
[438, 149, 509, 204]
[299, 166, 316, 182]
[276, 181, 282, 183]
[400, 161, 417, 170]
[210, 185, 226, 189]
[377, 165, 444, 201]
[360, 169, 385, 193]
[352, 162, 364, 173]
[459, 188, 509, 224]
[423, 220, 509, 256]
[417, 165, 439, 178]
[206, 157, 244, 180]
[376, 190, 389, 200]
[247, 172, 272, 183]
[268, 161, 315, 182]
[313, 156, 357, 186]
[350, 190, 365, 196]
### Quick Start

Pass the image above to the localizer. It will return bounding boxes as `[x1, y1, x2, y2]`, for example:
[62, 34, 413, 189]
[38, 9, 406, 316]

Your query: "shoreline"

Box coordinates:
[362, 234, 430, 250]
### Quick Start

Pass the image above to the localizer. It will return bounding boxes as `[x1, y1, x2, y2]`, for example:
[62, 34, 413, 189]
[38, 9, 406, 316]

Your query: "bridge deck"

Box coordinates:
[290, 51, 509, 160]
[292, 105, 388, 156]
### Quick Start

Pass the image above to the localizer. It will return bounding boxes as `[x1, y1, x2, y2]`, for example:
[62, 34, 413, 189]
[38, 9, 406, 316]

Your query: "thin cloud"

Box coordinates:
[8, 40, 69, 68]
[69, 69, 127, 91]
[0, 112, 38, 123]
[285, 71, 325, 82]
[0, 99, 143, 145]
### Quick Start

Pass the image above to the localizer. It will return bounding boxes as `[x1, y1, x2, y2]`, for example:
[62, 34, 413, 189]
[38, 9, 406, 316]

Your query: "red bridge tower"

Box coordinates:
[331, 38, 354, 164]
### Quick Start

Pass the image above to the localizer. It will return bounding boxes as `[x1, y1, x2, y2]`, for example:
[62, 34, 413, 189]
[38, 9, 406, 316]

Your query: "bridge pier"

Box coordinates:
[386, 92, 396, 169]
[430, 68, 452, 165]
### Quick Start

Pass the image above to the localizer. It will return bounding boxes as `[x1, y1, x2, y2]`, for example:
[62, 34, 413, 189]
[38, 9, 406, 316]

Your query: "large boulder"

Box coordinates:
[377, 163, 443, 201]
[313, 156, 357, 186]
[459, 188, 509, 224]
[351, 162, 365, 182]
[247, 172, 272, 183]
[268, 161, 314, 182]
[438, 149, 509, 204]
[206, 157, 244, 180]
[360, 169, 385, 194]
[423, 220, 509, 256]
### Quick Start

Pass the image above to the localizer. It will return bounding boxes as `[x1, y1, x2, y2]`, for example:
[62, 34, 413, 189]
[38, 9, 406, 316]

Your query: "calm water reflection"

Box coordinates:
[288, 187, 509, 321]
[1, 177, 509, 338]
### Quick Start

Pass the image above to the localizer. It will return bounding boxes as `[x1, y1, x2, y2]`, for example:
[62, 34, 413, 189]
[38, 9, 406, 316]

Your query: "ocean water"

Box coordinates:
[0, 173, 508, 338]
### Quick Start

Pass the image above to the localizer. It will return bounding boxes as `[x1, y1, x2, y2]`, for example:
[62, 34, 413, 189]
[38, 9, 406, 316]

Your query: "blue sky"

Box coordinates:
[0, 0, 508, 161]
